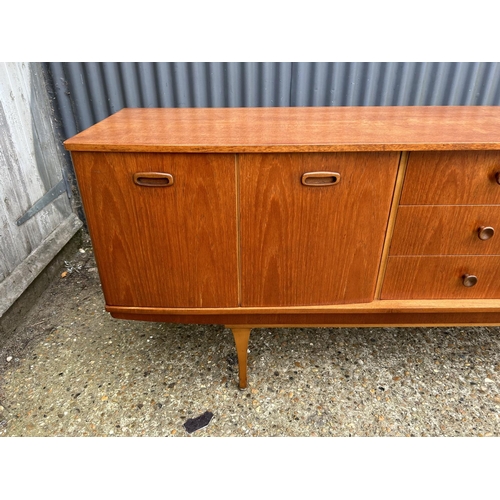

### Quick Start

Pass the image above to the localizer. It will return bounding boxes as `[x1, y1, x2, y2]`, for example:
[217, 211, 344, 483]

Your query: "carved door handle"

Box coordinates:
[301, 172, 340, 186]
[133, 172, 174, 187]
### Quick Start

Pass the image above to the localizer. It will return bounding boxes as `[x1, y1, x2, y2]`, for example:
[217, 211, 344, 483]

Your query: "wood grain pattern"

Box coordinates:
[64, 107, 500, 153]
[231, 328, 251, 389]
[374, 151, 408, 298]
[235, 154, 242, 305]
[72, 152, 238, 307]
[390, 205, 500, 255]
[381, 255, 500, 299]
[401, 151, 500, 205]
[239, 152, 400, 306]
[106, 298, 500, 316]
[108, 310, 500, 327]
[223, 316, 500, 327]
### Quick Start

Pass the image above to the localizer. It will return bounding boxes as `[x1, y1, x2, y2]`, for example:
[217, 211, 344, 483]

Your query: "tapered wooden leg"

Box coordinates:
[229, 327, 252, 389]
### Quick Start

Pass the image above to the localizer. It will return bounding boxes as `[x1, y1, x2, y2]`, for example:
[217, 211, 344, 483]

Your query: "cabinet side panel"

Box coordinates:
[72, 152, 238, 307]
[240, 152, 400, 306]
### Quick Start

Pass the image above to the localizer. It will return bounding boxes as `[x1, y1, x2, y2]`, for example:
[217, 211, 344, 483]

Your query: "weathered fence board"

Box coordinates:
[0, 62, 82, 317]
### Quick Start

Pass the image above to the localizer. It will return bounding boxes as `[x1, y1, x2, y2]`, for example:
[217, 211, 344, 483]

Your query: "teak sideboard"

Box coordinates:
[65, 107, 500, 389]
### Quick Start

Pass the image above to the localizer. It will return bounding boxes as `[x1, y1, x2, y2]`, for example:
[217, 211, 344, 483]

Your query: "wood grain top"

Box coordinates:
[64, 106, 500, 153]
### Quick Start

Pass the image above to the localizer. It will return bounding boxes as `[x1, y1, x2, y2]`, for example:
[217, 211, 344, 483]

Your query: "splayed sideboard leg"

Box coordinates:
[229, 327, 252, 389]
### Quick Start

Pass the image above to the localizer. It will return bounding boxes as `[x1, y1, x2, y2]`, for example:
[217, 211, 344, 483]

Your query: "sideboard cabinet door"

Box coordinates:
[72, 152, 239, 308]
[239, 153, 400, 306]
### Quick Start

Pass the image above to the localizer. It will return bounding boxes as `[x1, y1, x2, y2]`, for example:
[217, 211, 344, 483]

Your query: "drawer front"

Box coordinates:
[401, 151, 500, 205]
[240, 152, 400, 306]
[72, 152, 239, 308]
[381, 255, 500, 299]
[390, 205, 500, 255]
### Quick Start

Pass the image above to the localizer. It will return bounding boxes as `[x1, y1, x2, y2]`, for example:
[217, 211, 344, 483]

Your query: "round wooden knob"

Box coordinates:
[462, 274, 478, 287]
[478, 226, 495, 240]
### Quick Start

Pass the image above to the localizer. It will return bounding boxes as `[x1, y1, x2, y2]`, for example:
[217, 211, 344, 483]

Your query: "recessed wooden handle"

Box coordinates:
[496, 172, 500, 185]
[133, 172, 174, 187]
[462, 274, 478, 287]
[478, 226, 495, 240]
[301, 172, 341, 186]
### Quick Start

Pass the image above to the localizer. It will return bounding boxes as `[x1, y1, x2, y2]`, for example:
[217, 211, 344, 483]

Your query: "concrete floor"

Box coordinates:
[1, 231, 499, 437]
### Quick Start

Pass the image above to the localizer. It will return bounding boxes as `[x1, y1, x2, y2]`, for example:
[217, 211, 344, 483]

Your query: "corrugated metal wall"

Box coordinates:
[46, 62, 500, 139]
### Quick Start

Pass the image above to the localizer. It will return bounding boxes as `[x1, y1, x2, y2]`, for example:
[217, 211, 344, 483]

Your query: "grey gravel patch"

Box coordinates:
[0, 231, 500, 437]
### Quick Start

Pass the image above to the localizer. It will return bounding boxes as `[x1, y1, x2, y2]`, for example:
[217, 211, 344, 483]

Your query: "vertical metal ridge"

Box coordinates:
[137, 62, 158, 107]
[471, 63, 489, 105]
[47, 62, 77, 138]
[101, 62, 125, 113]
[448, 63, 467, 105]
[118, 62, 140, 108]
[65, 62, 93, 131]
[480, 63, 499, 105]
